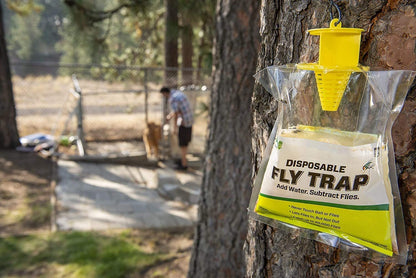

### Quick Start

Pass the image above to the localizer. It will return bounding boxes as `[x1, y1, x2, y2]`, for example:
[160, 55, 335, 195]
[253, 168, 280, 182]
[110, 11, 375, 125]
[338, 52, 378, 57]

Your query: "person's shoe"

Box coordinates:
[174, 164, 188, 171]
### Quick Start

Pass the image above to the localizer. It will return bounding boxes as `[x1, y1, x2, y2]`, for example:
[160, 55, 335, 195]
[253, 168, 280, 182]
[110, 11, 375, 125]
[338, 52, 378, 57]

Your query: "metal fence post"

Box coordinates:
[72, 74, 87, 156]
[144, 69, 149, 124]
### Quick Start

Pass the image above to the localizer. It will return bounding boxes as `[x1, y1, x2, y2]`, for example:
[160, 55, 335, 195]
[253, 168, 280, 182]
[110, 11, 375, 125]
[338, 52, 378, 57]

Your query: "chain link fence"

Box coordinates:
[11, 62, 211, 157]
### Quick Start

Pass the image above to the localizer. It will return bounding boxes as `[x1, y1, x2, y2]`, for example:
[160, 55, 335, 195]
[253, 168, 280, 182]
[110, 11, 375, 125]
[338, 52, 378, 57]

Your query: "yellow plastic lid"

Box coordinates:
[309, 19, 364, 68]
[308, 21, 363, 35]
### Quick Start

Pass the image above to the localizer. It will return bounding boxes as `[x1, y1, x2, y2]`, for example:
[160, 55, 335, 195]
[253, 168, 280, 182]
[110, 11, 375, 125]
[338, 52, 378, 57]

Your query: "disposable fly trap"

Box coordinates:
[249, 18, 415, 263]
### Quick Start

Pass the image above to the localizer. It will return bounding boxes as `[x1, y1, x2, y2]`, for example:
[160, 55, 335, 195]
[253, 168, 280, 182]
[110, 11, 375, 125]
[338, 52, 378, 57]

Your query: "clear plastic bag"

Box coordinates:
[249, 65, 415, 264]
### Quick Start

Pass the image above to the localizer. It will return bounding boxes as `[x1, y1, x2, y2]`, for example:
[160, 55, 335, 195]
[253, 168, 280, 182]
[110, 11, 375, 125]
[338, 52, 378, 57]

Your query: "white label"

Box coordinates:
[260, 135, 389, 206]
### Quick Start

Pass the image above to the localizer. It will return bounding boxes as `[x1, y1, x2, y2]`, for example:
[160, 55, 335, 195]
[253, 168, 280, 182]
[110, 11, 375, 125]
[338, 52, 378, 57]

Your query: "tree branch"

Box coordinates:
[64, 0, 135, 22]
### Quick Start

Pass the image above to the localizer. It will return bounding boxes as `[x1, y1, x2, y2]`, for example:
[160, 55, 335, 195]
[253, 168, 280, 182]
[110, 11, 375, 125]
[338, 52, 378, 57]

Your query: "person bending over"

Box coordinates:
[160, 87, 193, 170]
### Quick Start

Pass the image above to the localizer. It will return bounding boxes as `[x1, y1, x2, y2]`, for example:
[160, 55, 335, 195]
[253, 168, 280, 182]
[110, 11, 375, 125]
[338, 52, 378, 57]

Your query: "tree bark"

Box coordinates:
[188, 0, 260, 277]
[0, 2, 19, 149]
[245, 1, 416, 277]
[164, 0, 178, 87]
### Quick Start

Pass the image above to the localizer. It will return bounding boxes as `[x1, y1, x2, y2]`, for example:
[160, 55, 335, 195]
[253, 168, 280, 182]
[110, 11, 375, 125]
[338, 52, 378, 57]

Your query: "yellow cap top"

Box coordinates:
[308, 19, 364, 67]
[308, 19, 363, 35]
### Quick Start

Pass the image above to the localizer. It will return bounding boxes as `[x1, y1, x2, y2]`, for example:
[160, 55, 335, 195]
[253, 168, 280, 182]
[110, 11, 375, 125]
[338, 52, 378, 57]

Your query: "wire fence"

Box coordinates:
[11, 62, 211, 157]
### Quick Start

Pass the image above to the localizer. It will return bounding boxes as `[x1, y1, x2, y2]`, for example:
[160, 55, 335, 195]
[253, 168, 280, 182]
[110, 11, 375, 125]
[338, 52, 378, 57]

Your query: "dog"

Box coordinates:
[143, 122, 162, 159]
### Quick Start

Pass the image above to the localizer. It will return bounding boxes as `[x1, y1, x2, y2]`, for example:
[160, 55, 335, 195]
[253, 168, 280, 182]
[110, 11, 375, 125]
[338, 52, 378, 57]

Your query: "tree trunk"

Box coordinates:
[0, 2, 19, 149]
[245, 1, 416, 277]
[181, 23, 193, 85]
[196, 27, 205, 83]
[164, 0, 178, 87]
[188, 0, 260, 277]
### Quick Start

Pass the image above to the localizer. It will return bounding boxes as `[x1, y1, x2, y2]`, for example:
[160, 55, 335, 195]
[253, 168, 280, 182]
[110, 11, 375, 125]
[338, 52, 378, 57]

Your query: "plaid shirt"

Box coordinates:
[169, 89, 194, 127]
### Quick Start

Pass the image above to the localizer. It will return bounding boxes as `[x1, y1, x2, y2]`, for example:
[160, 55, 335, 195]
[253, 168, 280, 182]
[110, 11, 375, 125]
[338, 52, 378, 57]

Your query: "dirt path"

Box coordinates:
[0, 150, 53, 235]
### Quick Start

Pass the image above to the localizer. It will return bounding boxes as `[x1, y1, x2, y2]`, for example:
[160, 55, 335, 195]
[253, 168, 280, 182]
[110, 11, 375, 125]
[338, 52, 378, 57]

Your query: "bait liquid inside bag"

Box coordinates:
[249, 65, 415, 263]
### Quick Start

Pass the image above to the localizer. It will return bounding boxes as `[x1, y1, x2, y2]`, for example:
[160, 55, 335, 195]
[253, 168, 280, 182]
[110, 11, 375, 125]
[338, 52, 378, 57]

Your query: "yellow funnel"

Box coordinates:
[298, 19, 367, 111]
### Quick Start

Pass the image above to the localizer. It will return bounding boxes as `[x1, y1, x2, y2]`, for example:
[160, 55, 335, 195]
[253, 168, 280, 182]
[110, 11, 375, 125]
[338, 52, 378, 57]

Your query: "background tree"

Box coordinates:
[60, 0, 214, 82]
[178, 0, 196, 86]
[188, 0, 260, 277]
[62, 0, 154, 66]
[164, 0, 178, 86]
[245, 1, 416, 277]
[177, 0, 215, 85]
[59, 1, 110, 65]
[6, 0, 65, 75]
[8, 0, 64, 61]
[193, 0, 215, 81]
[9, 10, 42, 60]
[0, 2, 20, 148]
[4, 0, 215, 78]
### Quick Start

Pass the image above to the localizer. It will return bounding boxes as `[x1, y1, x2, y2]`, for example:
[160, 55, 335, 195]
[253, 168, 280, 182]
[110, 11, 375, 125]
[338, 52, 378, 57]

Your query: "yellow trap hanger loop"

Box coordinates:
[329, 0, 342, 26]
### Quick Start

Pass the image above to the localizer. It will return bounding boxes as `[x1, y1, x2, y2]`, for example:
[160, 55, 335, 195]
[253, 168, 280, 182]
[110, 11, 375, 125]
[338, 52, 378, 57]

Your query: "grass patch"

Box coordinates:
[22, 203, 52, 228]
[0, 231, 162, 278]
